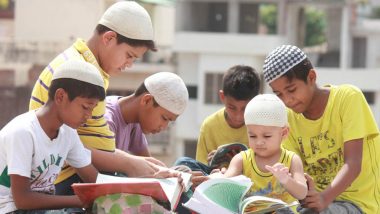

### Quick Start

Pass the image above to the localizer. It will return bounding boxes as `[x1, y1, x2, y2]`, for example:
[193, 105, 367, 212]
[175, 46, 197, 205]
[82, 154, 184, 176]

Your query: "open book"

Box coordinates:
[209, 143, 248, 169]
[72, 172, 192, 211]
[183, 175, 298, 214]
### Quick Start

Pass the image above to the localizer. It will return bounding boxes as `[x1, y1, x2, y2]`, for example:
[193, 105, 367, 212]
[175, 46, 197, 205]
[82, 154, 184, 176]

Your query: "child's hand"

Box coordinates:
[210, 167, 227, 174]
[300, 173, 328, 212]
[152, 166, 182, 181]
[190, 171, 209, 189]
[265, 163, 291, 184]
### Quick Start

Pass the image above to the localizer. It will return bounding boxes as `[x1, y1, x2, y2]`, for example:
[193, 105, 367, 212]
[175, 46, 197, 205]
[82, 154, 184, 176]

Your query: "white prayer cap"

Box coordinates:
[98, 1, 154, 40]
[145, 72, 189, 115]
[52, 60, 104, 88]
[244, 94, 287, 127]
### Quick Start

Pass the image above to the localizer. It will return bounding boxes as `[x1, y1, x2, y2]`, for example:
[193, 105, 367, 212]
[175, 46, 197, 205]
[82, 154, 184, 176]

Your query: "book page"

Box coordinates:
[240, 196, 298, 214]
[73, 172, 192, 211]
[184, 175, 252, 214]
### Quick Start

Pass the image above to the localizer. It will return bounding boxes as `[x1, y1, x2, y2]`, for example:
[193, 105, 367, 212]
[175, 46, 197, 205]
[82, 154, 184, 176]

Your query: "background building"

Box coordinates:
[173, 0, 380, 159]
[0, 0, 379, 165]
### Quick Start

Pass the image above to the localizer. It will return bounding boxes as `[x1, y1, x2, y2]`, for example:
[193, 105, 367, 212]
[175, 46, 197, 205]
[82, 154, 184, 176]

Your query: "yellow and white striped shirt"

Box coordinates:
[29, 39, 115, 183]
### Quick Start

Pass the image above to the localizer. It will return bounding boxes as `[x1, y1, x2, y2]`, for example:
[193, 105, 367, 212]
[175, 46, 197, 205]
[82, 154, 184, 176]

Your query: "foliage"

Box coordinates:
[371, 7, 380, 18]
[304, 7, 327, 47]
[259, 4, 327, 46]
[259, 4, 278, 34]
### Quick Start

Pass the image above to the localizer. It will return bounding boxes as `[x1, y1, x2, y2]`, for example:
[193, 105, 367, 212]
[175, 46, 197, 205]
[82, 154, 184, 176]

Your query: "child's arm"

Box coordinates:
[89, 148, 170, 178]
[75, 164, 98, 183]
[195, 131, 212, 165]
[266, 154, 307, 200]
[10, 174, 85, 210]
[133, 147, 152, 157]
[210, 153, 243, 179]
[303, 139, 363, 211]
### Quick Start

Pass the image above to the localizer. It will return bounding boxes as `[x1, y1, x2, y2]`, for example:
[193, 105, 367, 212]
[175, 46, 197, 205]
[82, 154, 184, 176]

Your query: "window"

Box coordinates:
[186, 2, 228, 32]
[239, 3, 278, 34]
[146, 129, 171, 153]
[204, 73, 223, 104]
[352, 37, 367, 68]
[363, 91, 375, 105]
[187, 85, 198, 99]
[184, 139, 197, 159]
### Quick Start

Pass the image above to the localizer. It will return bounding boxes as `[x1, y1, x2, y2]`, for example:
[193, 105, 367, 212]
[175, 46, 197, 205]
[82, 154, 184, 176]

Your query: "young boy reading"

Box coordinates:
[28, 1, 178, 195]
[175, 65, 261, 175]
[263, 45, 380, 213]
[105, 72, 189, 158]
[0, 60, 105, 213]
[212, 94, 307, 210]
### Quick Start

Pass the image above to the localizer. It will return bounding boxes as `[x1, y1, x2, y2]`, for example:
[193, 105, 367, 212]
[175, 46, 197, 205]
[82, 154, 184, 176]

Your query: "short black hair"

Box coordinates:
[48, 78, 105, 102]
[95, 24, 157, 52]
[223, 65, 260, 100]
[134, 82, 159, 107]
[282, 58, 313, 82]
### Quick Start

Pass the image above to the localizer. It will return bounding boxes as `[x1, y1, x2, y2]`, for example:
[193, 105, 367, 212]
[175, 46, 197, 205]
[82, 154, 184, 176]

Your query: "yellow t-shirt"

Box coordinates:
[29, 39, 116, 183]
[283, 84, 380, 213]
[196, 108, 248, 165]
[241, 148, 297, 204]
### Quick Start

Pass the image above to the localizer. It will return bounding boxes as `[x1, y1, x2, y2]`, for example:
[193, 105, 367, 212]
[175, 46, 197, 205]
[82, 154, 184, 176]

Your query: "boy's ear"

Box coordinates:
[140, 93, 153, 107]
[218, 90, 225, 103]
[281, 126, 290, 139]
[54, 88, 67, 104]
[102, 31, 117, 46]
[307, 69, 317, 84]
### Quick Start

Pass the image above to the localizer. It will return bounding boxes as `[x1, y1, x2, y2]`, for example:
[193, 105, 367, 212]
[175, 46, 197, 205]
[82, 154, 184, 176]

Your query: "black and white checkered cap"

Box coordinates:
[263, 45, 307, 83]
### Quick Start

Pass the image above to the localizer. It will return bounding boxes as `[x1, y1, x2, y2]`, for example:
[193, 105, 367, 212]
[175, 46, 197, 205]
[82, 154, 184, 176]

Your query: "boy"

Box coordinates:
[213, 94, 307, 208]
[263, 45, 380, 213]
[29, 1, 176, 195]
[105, 72, 188, 157]
[0, 60, 104, 213]
[175, 65, 260, 175]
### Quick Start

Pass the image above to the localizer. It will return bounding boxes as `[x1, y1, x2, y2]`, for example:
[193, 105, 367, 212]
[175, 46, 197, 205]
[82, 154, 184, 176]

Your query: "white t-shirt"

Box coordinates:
[0, 111, 91, 213]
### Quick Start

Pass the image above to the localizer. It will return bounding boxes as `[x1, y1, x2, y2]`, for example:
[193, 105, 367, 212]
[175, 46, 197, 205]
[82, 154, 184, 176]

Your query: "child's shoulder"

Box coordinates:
[328, 84, 365, 105]
[202, 108, 225, 127]
[332, 84, 362, 95]
[0, 112, 38, 143]
[1, 111, 36, 132]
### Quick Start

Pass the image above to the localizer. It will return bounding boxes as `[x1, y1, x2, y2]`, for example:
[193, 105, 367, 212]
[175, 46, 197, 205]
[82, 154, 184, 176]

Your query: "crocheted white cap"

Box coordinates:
[145, 72, 189, 115]
[52, 60, 104, 88]
[263, 45, 307, 83]
[98, 1, 154, 40]
[244, 94, 287, 127]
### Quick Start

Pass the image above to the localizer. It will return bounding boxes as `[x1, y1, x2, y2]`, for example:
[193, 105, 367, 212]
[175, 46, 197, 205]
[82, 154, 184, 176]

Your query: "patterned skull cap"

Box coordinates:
[263, 45, 307, 83]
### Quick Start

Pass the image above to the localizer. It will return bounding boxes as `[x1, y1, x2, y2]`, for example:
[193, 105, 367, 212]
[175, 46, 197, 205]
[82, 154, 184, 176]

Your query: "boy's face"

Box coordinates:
[219, 91, 250, 129]
[58, 90, 99, 129]
[139, 95, 178, 134]
[247, 124, 287, 158]
[269, 73, 315, 114]
[99, 32, 148, 75]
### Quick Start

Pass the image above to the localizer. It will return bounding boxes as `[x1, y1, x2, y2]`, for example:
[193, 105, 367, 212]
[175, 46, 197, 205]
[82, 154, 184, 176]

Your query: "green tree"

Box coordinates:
[304, 7, 327, 47]
[371, 7, 380, 18]
[259, 4, 277, 34]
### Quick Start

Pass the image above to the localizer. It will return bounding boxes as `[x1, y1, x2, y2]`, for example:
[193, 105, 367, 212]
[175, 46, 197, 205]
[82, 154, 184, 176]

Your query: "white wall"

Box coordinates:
[153, 5, 175, 46]
[0, 19, 14, 38]
[15, 0, 104, 42]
